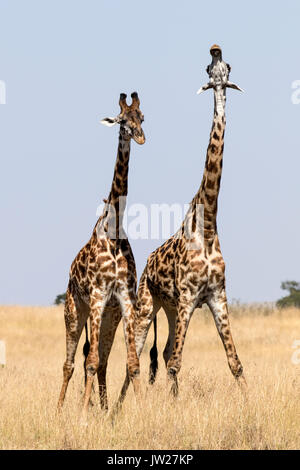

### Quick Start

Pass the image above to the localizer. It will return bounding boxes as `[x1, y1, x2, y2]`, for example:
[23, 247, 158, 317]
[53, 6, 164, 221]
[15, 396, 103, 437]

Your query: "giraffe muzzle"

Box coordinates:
[132, 130, 146, 145]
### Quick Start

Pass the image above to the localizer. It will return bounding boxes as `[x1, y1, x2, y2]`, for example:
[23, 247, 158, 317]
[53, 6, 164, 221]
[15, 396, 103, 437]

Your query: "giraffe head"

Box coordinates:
[101, 92, 145, 145]
[196, 45, 243, 95]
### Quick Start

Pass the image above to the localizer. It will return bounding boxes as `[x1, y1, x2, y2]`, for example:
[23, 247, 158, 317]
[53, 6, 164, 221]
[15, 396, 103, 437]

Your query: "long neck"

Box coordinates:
[95, 133, 131, 239]
[192, 87, 227, 239]
[107, 133, 131, 207]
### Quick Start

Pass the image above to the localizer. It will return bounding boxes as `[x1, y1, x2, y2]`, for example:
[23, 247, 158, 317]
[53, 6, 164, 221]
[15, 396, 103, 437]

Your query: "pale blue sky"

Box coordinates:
[0, 0, 299, 305]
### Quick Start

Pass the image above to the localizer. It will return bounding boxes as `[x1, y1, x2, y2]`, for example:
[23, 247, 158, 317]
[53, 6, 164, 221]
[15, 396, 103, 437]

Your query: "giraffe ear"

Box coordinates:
[100, 117, 118, 127]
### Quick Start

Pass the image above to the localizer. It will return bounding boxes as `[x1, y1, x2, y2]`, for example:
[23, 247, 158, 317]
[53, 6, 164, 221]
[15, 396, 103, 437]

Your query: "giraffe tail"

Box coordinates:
[83, 322, 90, 386]
[149, 316, 158, 385]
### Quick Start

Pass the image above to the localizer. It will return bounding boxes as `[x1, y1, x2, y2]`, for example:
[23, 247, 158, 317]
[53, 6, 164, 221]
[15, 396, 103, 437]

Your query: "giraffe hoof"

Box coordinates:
[237, 375, 248, 395]
[167, 367, 177, 378]
[170, 383, 179, 398]
[56, 403, 63, 414]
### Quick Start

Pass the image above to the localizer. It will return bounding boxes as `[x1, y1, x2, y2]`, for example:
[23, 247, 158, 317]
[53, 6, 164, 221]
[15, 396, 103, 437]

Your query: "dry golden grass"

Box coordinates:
[0, 304, 299, 450]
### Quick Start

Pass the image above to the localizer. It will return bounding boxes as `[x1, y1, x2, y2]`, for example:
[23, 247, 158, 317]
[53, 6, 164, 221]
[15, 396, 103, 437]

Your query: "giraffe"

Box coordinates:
[116, 45, 247, 407]
[57, 92, 145, 422]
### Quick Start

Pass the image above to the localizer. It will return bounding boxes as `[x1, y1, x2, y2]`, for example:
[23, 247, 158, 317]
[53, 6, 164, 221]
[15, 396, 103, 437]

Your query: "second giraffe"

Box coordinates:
[117, 45, 247, 406]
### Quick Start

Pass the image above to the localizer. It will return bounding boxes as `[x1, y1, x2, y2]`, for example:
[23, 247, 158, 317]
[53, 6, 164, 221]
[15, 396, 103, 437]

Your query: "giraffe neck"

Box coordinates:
[196, 87, 226, 237]
[182, 87, 226, 243]
[107, 132, 131, 206]
[96, 133, 131, 240]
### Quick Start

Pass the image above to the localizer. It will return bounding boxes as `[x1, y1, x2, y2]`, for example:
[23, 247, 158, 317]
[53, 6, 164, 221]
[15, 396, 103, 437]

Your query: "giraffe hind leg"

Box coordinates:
[207, 289, 247, 391]
[57, 290, 88, 410]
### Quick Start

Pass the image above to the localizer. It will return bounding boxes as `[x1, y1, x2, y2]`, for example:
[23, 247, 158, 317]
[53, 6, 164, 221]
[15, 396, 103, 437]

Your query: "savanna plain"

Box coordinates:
[0, 304, 299, 450]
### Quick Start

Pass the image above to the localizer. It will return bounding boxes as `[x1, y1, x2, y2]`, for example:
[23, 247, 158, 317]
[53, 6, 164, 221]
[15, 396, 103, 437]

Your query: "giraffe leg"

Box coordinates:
[162, 306, 176, 369]
[115, 304, 160, 410]
[113, 275, 160, 414]
[110, 302, 160, 420]
[117, 289, 141, 399]
[57, 290, 87, 410]
[166, 301, 195, 397]
[97, 307, 122, 411]
[207, 289, 247, 391]
[81, 299, 106, 424]
[134, 273, 161, 363]
[149, 304, 176, 385]
[111, 306, 160, 420]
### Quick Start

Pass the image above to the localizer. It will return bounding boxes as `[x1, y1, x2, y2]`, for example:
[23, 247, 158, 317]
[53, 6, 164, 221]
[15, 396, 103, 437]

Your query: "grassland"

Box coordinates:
[0, 304, 299, 449]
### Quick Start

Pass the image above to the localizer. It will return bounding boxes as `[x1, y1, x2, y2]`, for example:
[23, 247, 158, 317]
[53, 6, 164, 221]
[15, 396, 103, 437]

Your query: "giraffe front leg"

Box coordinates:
[117, 289, 141, 399]
[111, 305, 157, 421]
[111, 276, 160, 420]
[207, 289, 247, 391]
[162, 306, 176, 369]
[167, 301, 194, 397]
[97, 307, 122, 411]
[81, 299, 106, 424]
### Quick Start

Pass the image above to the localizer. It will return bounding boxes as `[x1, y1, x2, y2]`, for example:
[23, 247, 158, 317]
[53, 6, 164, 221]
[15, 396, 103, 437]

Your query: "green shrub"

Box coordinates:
[276, 281, 300, 308]
[54, 293, 66, 305]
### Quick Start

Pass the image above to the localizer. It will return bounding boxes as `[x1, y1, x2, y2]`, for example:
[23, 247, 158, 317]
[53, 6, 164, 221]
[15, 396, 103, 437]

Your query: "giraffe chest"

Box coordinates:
[146, 242, 178, 301]
[147, 243, 225, 306]
[70, 238, 136, 301]
[178, 243, 225, 282]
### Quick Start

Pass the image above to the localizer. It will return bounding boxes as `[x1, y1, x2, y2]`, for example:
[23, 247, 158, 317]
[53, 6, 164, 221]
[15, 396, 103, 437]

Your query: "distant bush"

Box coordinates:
[54, 293, 66, 305]
[200, 301, 276, 319]
[276, 281, 300, 308]
[229, 301, 275, 317]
